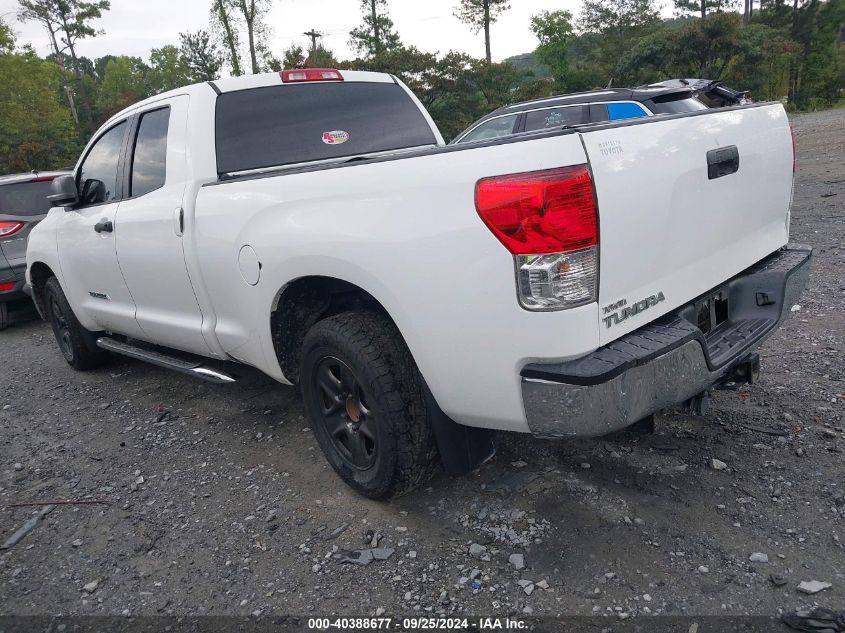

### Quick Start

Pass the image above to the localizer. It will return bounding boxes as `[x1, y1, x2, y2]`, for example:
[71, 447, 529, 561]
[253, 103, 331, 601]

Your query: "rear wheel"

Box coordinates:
[300, 311, 438, 499]
[44, 277, 107, 370]
[0, 302, 7, 331]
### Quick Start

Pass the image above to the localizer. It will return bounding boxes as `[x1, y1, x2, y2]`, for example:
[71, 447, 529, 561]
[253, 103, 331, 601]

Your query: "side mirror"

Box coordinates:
[47, 174, 79, 209]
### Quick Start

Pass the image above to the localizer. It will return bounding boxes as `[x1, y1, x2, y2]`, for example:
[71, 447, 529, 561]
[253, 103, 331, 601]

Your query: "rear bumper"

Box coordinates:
[521, 245, 812, 438]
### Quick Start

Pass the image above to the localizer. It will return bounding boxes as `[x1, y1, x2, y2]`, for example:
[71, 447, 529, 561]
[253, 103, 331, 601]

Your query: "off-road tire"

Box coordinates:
[0, 301, 7, 331]
[44, 277, 108, 370]
[300, 311, 439, 499]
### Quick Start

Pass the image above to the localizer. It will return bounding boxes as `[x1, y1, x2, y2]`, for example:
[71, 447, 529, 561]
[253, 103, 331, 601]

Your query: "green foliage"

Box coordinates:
[179, 30, 223, 82]
[96, 56, 150, 118]
[0, 18, 15, 53]
[575, 0, 663, 85]
[148, 45, 192, 94]
[530, 10, 575, 88]
[0, 48, 77, 171]
[350, 0, 401, 58]
[1, 0, 843, 173]
[305, 45, 338, 69]
[345, 46, 547, 140]
[281, 44, 305, 69]
[792, 0, 845, 108]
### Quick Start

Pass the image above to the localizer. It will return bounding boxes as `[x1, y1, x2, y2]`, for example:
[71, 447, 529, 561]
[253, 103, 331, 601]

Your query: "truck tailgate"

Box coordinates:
[579, 103, 793, 345]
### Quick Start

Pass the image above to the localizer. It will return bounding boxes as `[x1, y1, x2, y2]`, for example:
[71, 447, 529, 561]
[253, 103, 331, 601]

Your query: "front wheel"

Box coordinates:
[44, 277, 108, 370]
[300, 311, 439, 499]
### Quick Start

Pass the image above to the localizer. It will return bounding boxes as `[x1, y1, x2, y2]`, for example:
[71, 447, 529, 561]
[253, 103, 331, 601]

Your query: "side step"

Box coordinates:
[96, 337, 236, 384]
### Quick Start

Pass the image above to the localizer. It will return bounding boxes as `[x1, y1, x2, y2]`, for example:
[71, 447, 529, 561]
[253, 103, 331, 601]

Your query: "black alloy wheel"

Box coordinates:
[312, 356, 378, 470]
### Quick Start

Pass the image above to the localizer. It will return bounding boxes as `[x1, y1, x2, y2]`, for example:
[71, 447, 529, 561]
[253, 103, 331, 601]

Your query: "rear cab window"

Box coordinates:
[0, 180, 55, 216]
[215, 82, 438, 175]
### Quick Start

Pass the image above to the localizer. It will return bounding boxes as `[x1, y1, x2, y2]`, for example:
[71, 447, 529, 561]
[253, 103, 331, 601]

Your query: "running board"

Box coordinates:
[95, 337, 236, 384]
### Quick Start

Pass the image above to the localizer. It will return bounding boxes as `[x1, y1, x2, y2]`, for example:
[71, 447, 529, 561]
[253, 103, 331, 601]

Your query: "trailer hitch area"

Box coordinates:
[716, 353, 761, 391]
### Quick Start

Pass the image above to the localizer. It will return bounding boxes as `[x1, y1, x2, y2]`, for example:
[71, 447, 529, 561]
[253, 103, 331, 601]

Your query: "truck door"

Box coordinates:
[113, 96, 212, 355]
[57, 119, 146, 338]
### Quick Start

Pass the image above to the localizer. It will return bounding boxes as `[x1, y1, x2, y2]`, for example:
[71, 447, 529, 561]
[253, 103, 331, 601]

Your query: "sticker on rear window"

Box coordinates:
[322, 130, 350, 145]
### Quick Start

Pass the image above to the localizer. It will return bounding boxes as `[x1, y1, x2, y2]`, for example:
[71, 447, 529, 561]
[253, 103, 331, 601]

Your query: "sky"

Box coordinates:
[0, 0, 586, 65]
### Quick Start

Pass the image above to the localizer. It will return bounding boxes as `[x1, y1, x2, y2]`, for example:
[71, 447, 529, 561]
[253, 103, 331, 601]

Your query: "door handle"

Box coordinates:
[707, 145, 740, 180]
[94, 218, 113, 233]
[173, 207, 184, 236]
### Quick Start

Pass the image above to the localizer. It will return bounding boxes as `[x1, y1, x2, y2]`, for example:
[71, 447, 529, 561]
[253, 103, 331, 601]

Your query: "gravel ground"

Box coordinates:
[1, 108, 843, 624]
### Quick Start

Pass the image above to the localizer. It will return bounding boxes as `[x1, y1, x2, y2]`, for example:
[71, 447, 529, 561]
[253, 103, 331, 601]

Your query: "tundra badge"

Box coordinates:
[602, 292, 665, 328]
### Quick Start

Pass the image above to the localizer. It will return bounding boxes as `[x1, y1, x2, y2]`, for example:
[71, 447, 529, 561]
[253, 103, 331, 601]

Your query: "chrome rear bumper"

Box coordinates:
[521, 245, 812, 438]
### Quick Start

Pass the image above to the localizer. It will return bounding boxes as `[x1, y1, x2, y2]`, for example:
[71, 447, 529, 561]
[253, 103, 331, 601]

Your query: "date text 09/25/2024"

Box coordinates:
[307, 617, 528, 630]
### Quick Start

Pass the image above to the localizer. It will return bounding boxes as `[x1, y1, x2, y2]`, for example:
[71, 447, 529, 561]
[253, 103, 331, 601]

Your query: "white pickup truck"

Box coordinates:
[27, 68, 811, 498]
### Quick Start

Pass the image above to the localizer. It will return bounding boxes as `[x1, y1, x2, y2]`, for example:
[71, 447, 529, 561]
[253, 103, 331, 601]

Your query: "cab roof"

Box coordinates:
[104, 69, 395, 128]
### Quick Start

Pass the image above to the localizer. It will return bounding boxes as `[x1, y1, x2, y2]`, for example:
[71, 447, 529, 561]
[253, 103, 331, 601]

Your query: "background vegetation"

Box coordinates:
[1, 0, 843, 172]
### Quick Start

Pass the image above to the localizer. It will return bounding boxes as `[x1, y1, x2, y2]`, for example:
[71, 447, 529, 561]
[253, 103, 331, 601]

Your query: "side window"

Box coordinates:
[607, 102, 648, 121]
[524, 106, 586, 131]
[588, 103, 609, 123]
[459, 114, 519, 143]
[130, 107, 170, 197]
[77, 121, 127, 206]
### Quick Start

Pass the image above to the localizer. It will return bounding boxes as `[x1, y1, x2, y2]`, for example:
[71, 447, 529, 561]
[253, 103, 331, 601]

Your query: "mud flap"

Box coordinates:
[422, 382, 496, 476]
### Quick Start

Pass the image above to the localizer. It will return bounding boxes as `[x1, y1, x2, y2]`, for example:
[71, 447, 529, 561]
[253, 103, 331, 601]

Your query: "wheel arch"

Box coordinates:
[28, 261, 56, 320]
[269, 274, 497, 476]
[269, 275, 394, 385]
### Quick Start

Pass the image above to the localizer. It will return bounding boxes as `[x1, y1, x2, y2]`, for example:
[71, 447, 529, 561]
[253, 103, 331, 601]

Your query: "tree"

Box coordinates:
[305, 44, 338, 68]
[0, 18, 15, 53]
[179, 30, 223, 81]
[148, 45, 191, 94]
[232, 0, 271, 74]
[576, 0, 662, 85]
[350, 0, 401, 58]
[0, 46, 77, 171]
[96, 56, 149, 118]
[211, 0, 242, 76]
[282, 43, 306, 69]
[454, 0, 511, 63]
[530, 10, 575, 88]
[18, 0, 110, 77]
[674, 0, 731, 18]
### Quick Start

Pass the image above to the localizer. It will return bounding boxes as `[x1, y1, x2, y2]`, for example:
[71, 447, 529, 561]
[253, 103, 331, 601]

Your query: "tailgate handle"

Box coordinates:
[707, 145, 739, 180]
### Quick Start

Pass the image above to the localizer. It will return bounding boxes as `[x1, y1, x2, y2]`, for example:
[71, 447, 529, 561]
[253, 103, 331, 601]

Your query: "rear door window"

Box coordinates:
[215, 82, 438, 174]
[130, 107, 170, 197]
[607, 102, 649, 120]
[77, 121, 128, 206]
[459, 114, 519, 143]
[524, 105, 587, 131]
[0, 180, 55, 216]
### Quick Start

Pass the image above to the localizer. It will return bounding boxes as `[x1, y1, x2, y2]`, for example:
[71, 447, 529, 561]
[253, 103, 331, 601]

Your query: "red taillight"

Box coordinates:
[0, 281, 15, 292]
[475, 165, 598, 255]
[790, 125, 796, 174]
[0, 221, 25, 237]
[280, 68, 343, 83]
